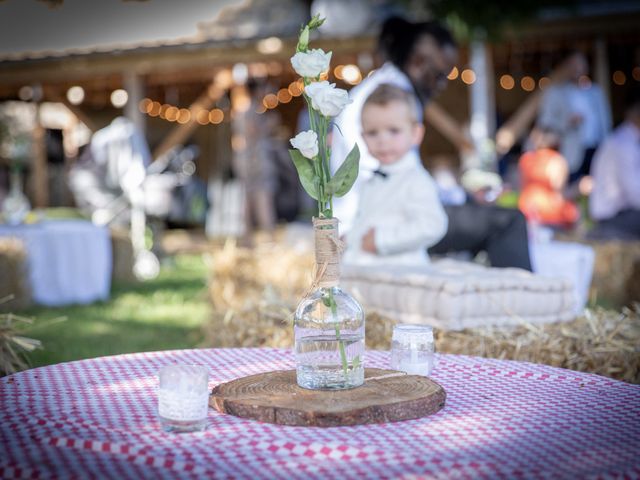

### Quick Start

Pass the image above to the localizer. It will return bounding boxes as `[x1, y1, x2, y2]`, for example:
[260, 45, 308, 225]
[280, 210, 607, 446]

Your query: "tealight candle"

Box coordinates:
[158, 364, 209, 433]
[390, 324, 435, 377]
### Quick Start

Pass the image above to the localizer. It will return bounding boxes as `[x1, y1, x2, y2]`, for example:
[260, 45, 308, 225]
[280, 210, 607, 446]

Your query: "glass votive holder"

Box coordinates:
[390, 324, 435, 376]
[158, 364, 209, 433]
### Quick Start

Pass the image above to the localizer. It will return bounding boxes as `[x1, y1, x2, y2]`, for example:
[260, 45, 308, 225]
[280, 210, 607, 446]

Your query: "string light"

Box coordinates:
[110, 89, 128, 108]
[447, 67, 459, 81]
[578, 75, 592, 89]
[209, 109, 224, 124]
[277, 88, 292, 104]
[461, 69, 476, 85]
[499, 74, 515, 90]
[612, 70, 626, 86]
[538, 77, 550, 90]
[342, 64, 362, 85]
[520, 76, 535, 92]
[334, 65, 344, 80]
[256, 37, 283, 55]
[67, 86, 85, 105]
[633, 67, 640, 82]
[263, 93, 278, 109]
[138, 98, 152, 113]
[196, 109, 210, 125]
[177, 108, 191, 124]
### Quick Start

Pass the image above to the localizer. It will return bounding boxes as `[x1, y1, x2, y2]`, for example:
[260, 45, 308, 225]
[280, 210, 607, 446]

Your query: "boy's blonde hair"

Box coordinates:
[362, 84, 419, 123]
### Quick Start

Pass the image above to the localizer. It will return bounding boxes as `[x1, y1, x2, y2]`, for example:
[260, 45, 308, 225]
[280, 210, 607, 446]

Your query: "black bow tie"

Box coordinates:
[372, 169, 388, 179]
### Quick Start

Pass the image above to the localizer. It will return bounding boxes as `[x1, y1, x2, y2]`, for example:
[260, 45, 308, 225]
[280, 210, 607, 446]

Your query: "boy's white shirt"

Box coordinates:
[342, 149, 448, 267]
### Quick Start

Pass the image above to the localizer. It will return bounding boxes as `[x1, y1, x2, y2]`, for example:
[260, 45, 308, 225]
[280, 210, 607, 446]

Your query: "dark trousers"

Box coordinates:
[588, 209, 640, 241]
[429, 204, 532, 271]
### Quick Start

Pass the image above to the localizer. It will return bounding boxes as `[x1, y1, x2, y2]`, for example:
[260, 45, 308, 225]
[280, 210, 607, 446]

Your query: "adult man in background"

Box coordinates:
[331, 16, 532, 270]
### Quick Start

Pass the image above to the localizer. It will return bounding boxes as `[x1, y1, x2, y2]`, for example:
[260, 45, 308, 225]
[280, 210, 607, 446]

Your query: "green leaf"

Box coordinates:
[326, 143, 359, 197]
[289, 149, 319, 200]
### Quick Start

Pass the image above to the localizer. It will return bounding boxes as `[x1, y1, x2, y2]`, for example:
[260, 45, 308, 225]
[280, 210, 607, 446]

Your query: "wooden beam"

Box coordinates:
[152, 80, 218, 160]
[424, 102, 474, 153]
[44, 88, 98, 132]
[495, 91, 542, 155]
[0, 37, 375, 86]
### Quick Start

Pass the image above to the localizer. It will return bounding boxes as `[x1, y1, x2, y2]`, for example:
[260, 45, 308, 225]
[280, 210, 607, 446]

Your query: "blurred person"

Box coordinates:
[537, 51, 611, 184]
[518, 127, 579, 228]
[69, 116, 150, 225]
[343, 84, 447, 267]
[332, 15, 532, 270]
[588, 90, 640, 240]
[231, 79, 278, 242]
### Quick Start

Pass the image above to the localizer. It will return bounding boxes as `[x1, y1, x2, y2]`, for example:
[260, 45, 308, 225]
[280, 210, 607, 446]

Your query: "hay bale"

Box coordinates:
[203, 238, 640, 384]
[0, 238, 31, 311]
[573, 240, 640, 307]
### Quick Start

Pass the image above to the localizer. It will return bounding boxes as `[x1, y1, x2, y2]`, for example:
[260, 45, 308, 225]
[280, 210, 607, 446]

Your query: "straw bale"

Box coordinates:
[0, 309, 42, 376]
[202, 239, 640, 384]
[589, 240, 640, 306]
[0, 238, 31, 311]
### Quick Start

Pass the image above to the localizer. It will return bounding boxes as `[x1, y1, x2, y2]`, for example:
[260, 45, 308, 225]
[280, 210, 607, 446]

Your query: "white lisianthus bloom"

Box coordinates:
[305, 81, 352, 117]
[290, 130, 319, 159]
[291, 49, 332, 78]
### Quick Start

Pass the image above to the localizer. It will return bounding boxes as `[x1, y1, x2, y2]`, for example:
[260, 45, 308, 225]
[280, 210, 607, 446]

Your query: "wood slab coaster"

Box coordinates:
[209, 368, 446, 427]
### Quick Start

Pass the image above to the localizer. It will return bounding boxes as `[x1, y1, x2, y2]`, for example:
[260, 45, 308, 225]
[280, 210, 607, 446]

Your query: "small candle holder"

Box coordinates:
[158, 364, 209, 433]
[390, 324, 435, 376]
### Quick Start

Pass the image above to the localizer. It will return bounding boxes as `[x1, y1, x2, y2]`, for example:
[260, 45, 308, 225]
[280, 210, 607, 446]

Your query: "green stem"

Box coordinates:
[328, 289, 349, 378]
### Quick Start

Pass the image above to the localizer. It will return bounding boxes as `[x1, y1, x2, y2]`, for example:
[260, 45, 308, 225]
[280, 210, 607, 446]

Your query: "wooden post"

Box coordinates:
[31, 87, 49, 208]
[468, 36, 497, 170]
[152, 80, 218, 160]
[593, 36, 611, 116]
[124, 72, 145, 135]
[424, 102, 474, 153]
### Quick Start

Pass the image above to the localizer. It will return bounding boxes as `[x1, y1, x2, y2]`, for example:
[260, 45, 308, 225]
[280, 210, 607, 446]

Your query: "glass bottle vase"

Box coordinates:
[294, 217, 365, 390]
[2, 168, 30, 225]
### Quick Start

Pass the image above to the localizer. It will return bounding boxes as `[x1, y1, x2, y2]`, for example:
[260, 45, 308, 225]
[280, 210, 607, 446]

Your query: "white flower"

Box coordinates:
[305, 81, 352, 117]
[291, 49, 332, 78]
[290, 130, 319, 159]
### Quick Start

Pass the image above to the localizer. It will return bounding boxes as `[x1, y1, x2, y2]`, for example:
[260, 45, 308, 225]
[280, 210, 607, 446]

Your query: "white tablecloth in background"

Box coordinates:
[0, 220, 111, 306]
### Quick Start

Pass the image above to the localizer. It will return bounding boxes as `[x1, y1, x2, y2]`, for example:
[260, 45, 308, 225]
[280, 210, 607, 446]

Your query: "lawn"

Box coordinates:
[20, 254, 211, 369]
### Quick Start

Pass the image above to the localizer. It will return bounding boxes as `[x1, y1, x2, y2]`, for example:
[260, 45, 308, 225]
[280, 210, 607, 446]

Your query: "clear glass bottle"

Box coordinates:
[294, 218, 365, 390]
[2, 167, 30, 225]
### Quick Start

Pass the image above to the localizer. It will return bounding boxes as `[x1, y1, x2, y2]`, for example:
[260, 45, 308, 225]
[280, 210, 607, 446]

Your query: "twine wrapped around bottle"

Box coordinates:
[312, 217, 344, 288]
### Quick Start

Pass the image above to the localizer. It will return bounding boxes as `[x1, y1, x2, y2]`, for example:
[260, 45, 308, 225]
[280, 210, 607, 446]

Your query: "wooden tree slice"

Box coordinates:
[210, 368, 446, 427]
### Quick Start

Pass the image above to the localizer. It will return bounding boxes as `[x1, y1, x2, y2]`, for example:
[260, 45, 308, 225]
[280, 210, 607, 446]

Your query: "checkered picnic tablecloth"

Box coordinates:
[1, 348, 639, 479]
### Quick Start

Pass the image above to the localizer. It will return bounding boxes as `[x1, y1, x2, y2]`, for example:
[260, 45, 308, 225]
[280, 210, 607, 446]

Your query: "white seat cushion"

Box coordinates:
[342, 259, 575, 331]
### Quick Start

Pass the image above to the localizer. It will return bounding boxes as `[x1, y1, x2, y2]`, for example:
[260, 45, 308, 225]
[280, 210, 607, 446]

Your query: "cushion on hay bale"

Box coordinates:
[342, 259, 575, 331]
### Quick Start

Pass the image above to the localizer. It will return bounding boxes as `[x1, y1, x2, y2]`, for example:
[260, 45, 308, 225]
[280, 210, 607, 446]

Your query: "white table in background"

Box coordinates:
[0, 219, 112, 306]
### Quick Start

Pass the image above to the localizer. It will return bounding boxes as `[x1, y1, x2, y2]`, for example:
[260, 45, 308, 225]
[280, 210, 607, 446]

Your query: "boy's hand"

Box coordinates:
[361, 228, 377, 254]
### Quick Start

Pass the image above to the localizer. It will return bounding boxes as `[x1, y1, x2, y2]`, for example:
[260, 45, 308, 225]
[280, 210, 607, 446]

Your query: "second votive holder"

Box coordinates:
[390, 324, 435, 377]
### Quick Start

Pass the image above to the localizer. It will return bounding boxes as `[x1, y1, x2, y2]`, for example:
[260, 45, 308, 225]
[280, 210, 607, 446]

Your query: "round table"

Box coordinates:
[1, 348, 639, 479]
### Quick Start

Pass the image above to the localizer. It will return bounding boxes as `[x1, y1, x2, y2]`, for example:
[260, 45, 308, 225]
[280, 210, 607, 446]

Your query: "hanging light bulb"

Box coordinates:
[110, 89, 128, 108]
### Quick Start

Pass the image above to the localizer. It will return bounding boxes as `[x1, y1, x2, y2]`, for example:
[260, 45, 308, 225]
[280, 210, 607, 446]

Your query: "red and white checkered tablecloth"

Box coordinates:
[1, 348, 639, 479]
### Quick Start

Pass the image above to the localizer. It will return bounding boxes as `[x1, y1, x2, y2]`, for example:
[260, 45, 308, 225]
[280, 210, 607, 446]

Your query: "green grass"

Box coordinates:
[19, 254, 211, 369]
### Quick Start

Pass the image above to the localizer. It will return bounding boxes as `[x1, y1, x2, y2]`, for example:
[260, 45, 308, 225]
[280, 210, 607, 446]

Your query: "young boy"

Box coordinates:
[342, 84, 448, 267]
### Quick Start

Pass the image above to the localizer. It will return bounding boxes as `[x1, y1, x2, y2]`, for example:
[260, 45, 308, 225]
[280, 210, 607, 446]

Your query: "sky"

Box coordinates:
[0, 0, 240, 56]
